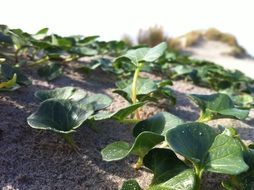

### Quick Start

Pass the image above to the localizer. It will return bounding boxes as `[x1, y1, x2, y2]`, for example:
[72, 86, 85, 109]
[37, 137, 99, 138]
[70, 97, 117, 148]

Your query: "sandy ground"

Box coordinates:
[186, 41, 254, 79]
[0, 58, 253, 190]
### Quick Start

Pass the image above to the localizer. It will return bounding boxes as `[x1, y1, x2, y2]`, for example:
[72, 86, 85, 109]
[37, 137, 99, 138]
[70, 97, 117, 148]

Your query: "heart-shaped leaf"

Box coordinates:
[189, 93, 249, 121]
[222, 145, 254, 190]
[133, 112, 184, 137]
[205, 134, 249, 174]
[37, 62, 63, 81]
[166, 122, 248, 175]
[115, 42, 167, 66]
[101, 132, 164, 161]
[35, 86, 87, 101]
[27, 99, 94, 133]
[167, 122, 216, 164]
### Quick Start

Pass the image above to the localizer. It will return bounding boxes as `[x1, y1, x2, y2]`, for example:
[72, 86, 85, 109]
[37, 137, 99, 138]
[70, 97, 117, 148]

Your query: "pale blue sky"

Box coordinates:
[1, 0, 253, 55]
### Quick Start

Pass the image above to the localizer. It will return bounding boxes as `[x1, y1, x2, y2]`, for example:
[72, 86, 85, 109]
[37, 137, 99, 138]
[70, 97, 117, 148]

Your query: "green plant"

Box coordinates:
[114, 42, 167, 119]
[37, 62, 63, 81]
[102, 112, 184, 169]
[114, 77, 175, 106]
[189, 93, 249, 122]
[117, 123, 249, 190]
[28, 87, 148, 147]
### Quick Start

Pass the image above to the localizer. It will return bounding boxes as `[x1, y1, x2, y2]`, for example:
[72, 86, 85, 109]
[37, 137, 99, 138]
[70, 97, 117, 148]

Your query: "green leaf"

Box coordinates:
[166, 122, 248, 175]
[0, 73, 20, 91]
[0, 63, 31, 86]
[144, 148, 189, 184]
[142, 42, 167, 62]
[101, 132, 164, 161]
[37, 62, 63, 81]
[115, 42, 167, 66]
[78, 93, 112, 111]
[114, 78, 174, 104]
[133, 112, 184, 137]
[27, 99, 94, 133]
[148, 169, 196, 190]
[33, 28, 49, 40]
[189, 93, 249, 121]
[232, 94, 254, 108]
[120, 180, 142, 190]
[93, 102, 145, 121]
[205, 134, 249, 174]
[78, 35, 99, 46]
[69, 47, 97, 56]
[35, 86, 87, 101]
[166, 122, 216, 164]
[222, 146, 254, 190]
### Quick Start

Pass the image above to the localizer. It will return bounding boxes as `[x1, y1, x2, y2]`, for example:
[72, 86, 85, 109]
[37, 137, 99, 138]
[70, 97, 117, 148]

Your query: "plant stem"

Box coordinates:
[194, 165, 203, 190]
[134, 156, 143, 170]
[197, 111, 212, 122]
[132, 66, 141, 119]
[236, 135, 250, 153]
[62, 133, 79, 153]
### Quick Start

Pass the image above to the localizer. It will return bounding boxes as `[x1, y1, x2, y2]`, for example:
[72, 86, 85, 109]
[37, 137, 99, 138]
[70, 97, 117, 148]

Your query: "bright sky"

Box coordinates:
[1, 0, 253, 55]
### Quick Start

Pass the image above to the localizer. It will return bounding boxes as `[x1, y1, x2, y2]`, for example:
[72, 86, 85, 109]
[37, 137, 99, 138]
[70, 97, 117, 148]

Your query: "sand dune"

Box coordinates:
[186, 41, 254, 79]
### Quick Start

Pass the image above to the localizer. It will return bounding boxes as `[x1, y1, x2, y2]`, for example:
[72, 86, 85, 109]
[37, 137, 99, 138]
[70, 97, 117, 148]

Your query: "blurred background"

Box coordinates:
[1, 0, 253, 55]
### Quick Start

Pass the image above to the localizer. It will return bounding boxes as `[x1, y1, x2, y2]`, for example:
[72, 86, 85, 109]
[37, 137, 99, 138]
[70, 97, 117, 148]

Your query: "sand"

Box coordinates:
[186, 40, 254, 79]
[0, 56, 253, 190]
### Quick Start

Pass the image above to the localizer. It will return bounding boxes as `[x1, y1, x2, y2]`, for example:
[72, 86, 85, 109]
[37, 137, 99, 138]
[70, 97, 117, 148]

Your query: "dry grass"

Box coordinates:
[135, 26, 247, 58]
[137, 25, 167, 47]
[203, 28, 247, 57]
[167, 37, 182, 50]
[204, 28, 237, 46]
[121, 34, 133, 47]
[184, 31, 203, 47]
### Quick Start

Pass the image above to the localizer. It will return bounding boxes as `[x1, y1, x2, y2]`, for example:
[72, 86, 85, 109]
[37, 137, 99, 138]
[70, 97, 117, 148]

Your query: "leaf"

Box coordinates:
[205, 134, 249, 174]
[166, 122, 216, 164]
[142, 42, 167, 62]
[37, 62, 63, 81]
[222, 146, 254, 190]
[101, 132, 164, 161]
[35, 86, 87, 101]
[120, 180, 142, 190]
[93, 102, 145, 121]
[143, 148, 189, 184]
[133, 112, 184, 137]
[0, 63, 31, 86]
[115, 42, 167, 66]
[78, 35, 99, 46]
[166, 122, 248, 175]
[232, 94, 254, 108]
[114, 78, 174, 104]
[69, 47, 97, 56]
[27, 99, 94, 133]
[148, 169, 196, 190]
[0, 73, 20, 91]
[78, 93, 112, 111]
[189, 93, 249, 121]
[33, 28, 49, 40]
